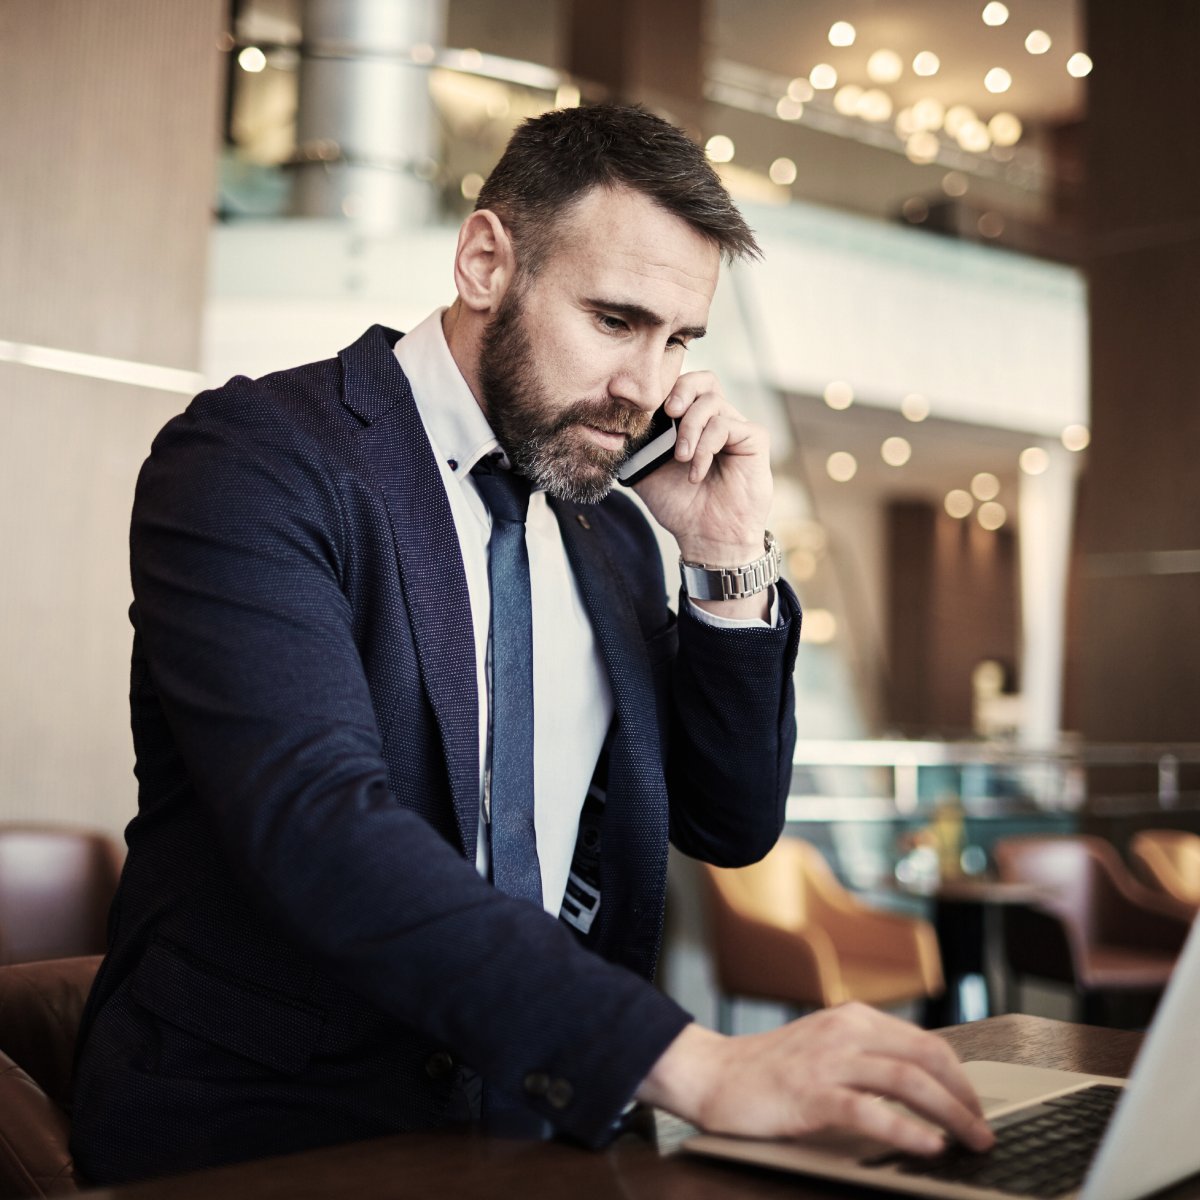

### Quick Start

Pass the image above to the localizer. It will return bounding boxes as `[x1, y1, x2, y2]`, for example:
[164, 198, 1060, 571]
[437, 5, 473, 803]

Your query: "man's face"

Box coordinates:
[478, 186, 721, 503]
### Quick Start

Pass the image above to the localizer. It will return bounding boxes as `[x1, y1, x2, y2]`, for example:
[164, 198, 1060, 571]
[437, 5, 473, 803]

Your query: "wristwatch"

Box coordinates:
[679, 531, 782, 601]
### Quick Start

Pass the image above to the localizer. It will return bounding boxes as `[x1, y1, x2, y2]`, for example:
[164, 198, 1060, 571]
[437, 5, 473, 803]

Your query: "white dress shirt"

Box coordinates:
[395, 309, 774, 915]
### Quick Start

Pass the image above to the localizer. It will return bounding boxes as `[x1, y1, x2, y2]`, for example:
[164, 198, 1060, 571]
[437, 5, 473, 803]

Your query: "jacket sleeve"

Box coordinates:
[664, 581, 802, 867]
[128, 391, 690, 1147]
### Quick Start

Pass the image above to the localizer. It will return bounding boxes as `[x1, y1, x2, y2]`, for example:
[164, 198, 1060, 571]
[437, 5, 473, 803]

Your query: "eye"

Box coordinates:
[666, 336, 689, 352]
[597, 313, 628, 333]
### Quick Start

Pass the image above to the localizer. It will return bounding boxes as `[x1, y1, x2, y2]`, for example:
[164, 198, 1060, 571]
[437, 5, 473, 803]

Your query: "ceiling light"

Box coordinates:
[769, 156, 797, 185]
[977, 211, 1005, 238]
[881, 437, 912, 466]
[901, 393, 930, 421]
[1019, 447, 1050, 475]
[982, 3, 1009, 27]
[988, 112, 1023, 146]
[944, 104, 977, 137]
[857, 89, 894, 122]
[1025, 29, 1052, 54]
[913, 51, 941, 77]
[1067, 52, 1094, 78]
[787, 549, 818, 581]
[776, 97, 804, 120]
[942, 170, 969, 196]
[902, 196, 929, 223]
[1062, 424, 1091, 451]
[460, 173, 484, 200]
[912, 97, 946, 131]
[906, 130, 940, 164]
[238, 46, 267, 72]
[828, 21, 856, 47]
[895, 107, 919, 137]
[704, 134, 735, 163]
[824, 380, 854, 410]
[867, 49, 904, 84]
[826, 452, 858, 482]
[978, 501, 1007, 530]
[956, 119, 992, 153]
[788, 77, 815, 102]
[802, 609, 838, 644]
[984, 67, 1013, 94]
[809, 63, 838, 90]
[945, 490, 974, 519]
[971, 471, 1001, 500]
[834, 84, 864, 115]
[555, 84, 581, 109]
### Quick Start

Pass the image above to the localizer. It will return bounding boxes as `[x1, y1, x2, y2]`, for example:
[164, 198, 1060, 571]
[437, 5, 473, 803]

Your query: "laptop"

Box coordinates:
[683, 913, 1200, 1200]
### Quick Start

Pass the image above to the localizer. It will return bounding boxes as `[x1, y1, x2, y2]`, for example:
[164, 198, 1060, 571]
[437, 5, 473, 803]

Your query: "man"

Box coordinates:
[71, 104, 992, 1184]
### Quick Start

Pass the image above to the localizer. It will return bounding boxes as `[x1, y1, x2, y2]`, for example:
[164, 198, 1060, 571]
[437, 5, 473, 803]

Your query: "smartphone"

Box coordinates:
[616, 405, 678, 487]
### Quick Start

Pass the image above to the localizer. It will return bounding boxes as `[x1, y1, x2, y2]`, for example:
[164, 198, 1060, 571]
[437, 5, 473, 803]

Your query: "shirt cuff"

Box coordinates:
[685, 585, 780, 630]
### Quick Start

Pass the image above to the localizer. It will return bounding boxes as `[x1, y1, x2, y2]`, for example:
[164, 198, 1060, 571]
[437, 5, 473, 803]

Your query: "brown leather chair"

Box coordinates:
[701, 838, 943, 1031]
[0, 955, 100, 1197]
[1129, 829, 1200, 912]
[993, 834, 1193, 1025]
[0, 826, 121, 965]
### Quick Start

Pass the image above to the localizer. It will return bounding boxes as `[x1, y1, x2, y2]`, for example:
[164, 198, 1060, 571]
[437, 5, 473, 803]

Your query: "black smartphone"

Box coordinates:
[616, 404, 678, 487]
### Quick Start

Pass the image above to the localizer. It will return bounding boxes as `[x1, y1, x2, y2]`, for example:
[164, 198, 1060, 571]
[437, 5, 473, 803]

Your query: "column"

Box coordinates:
[292, 0, 447, 234]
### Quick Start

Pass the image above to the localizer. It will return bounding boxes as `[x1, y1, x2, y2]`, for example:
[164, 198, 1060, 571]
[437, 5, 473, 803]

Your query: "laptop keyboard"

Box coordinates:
[869, 1084, 1124, 1197]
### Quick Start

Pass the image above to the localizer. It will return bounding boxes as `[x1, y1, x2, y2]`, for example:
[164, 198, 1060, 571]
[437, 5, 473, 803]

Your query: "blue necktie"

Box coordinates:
[471, 458, 542, 908]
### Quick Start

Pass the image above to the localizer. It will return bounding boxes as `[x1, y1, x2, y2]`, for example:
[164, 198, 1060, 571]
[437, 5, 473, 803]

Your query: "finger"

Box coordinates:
[833, 1006, 988, 1122]
[843, 1054, 995, 1153]
[818, 1087, 947, 1157]
[683, 414, 733, 483]
[672, 391, 723, 462]
[665, 372, 746, 423]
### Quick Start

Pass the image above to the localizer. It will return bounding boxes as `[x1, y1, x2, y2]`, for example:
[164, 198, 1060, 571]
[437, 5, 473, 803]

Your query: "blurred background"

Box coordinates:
[2, 0, 1198, 1028]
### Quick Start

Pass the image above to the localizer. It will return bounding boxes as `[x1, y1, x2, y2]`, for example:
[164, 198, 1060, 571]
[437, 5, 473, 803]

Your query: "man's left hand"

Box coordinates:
[632, 370, 774, 616]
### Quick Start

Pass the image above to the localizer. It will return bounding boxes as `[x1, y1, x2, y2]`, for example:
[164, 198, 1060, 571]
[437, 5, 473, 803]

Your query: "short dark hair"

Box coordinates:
[474, 103, 761, 273]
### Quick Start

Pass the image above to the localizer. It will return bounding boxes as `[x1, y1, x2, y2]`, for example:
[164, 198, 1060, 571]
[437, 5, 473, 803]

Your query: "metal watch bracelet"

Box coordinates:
[679, 531, 782, 602]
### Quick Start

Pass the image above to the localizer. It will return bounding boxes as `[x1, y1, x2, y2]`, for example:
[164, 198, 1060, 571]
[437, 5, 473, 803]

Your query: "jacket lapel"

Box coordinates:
[339, 326, 480, 860]
[551, 498, 670, 975]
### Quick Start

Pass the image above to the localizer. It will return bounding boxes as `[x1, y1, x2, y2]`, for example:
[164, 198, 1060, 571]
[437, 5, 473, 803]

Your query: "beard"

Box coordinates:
[478, 285, 654, 504]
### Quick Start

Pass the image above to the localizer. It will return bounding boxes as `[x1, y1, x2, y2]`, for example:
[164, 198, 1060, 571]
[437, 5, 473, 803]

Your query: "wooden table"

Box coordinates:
[83, 1015, 1191, 1200]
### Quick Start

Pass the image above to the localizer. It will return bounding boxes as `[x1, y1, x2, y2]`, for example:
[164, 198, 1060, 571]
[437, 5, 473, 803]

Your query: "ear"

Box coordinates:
[453, 209, 516, 315]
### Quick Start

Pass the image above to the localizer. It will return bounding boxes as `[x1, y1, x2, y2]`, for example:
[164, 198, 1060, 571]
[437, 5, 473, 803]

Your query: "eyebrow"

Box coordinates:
[586, 298, 707, 341]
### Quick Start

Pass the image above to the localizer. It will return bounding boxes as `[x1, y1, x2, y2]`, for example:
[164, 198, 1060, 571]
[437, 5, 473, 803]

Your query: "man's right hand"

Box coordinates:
[635, 1003, 996, 1156]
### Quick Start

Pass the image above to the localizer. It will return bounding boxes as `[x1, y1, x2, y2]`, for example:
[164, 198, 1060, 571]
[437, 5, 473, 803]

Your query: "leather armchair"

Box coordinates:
[701, 838, 943, 1031]
[993, 834, 1193, 1024]
[1129, 829, 1200, 912]
[0, 955, 100, 1197]
[0, 826, 121, 965]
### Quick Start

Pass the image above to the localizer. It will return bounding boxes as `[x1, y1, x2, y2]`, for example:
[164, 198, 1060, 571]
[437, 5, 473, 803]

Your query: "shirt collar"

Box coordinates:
[393, 308, 502, 478]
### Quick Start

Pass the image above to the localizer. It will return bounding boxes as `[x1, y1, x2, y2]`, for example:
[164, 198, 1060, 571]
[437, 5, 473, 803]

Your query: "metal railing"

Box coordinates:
[787, 739, 1200, 820]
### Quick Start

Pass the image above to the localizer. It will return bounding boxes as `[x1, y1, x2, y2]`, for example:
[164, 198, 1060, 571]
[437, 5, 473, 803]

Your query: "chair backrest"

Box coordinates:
[0, 955, 100, 1198]
[0, 826, 121, 965]
[1131, 830, 1200, 907]
[705, 838, 817, 928]
[993, 835, 1113, 944]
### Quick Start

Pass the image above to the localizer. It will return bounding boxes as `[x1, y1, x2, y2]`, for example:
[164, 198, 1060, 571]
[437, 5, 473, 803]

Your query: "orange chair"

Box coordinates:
[0, 825, 122, 965]
[0, 955, 101, 1197]
[993, 834, 1192, 1025]
[1129, 830, 1200, 912]
[701, 838, 943, 1031]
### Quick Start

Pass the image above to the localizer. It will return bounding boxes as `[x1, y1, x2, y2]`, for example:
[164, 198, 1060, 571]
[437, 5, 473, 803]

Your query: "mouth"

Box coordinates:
[580, 425, 629, 452]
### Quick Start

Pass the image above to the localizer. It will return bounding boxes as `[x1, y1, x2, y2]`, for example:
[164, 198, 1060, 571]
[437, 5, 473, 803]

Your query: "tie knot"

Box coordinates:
[472, 457, 532, 524]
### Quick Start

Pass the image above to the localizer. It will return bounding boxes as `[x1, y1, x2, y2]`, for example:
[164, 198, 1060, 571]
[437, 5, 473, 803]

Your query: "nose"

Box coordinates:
[609, 340, 671, 414]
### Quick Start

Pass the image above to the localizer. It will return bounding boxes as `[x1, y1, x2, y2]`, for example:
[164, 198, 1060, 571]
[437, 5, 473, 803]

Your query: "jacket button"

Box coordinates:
[523, 1071, 550, 1097]
[425, 1051, 455, 1080]
[546, 1078, 574, 1109]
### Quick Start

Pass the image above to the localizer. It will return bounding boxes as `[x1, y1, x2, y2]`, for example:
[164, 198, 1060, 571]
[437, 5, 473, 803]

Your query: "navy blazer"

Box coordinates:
[71, 325, 801, 1184]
